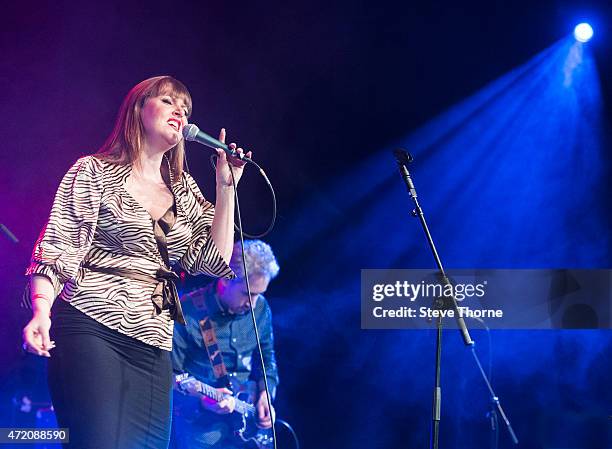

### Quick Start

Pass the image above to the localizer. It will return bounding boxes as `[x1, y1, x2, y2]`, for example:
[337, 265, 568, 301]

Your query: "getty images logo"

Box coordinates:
[372, 280, 487, 302]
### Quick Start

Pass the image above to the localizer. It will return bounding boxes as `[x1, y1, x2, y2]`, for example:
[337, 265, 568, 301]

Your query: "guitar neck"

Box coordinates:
[198, 381, 256, 416]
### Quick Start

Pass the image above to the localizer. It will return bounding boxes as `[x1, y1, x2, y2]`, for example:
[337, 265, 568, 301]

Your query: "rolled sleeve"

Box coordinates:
[25, 156, 104, 298]
[178, 173, 235, 279]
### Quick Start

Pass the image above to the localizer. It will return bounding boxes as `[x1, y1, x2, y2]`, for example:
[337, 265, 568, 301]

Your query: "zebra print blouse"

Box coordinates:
[26, 155, 234, 351]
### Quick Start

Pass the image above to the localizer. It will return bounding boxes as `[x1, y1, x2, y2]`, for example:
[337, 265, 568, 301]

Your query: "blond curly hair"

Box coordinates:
[229, 240, 280, 280]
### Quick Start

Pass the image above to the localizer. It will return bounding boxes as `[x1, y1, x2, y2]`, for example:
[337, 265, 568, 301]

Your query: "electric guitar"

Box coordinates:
[174, 373, 273, 449]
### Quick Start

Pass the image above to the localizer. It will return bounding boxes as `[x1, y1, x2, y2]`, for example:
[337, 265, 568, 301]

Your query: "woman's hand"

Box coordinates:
[22, 312, 54, 357]
[215, 128, 252, 188]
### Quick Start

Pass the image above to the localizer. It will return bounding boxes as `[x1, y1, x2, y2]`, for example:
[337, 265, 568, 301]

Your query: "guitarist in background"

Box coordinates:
[171, 240, 280, 448]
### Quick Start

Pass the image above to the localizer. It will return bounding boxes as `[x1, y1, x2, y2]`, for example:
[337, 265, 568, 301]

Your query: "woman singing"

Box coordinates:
[21, 76, 248, 448]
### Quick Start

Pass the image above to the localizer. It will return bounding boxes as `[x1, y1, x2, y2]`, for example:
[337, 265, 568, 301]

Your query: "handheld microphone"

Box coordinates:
[182, 123, 253, 164]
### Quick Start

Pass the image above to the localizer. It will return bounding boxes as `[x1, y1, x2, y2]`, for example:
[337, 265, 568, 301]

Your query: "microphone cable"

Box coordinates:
[227, 158, 279, 449]
[210, 154, 277, 238]
[186, 129, 280, 447]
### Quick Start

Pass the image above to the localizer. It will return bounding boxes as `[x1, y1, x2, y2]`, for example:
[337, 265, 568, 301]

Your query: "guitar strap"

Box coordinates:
[191, 289, 230, 387]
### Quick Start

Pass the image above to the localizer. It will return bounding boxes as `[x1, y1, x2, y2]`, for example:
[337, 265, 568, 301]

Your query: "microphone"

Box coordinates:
[393, 148, 414, 165]
[182, 124, 253, 164]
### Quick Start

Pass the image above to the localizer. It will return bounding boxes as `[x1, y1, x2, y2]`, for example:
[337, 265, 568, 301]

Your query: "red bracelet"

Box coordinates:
[31, 294, 52, 316]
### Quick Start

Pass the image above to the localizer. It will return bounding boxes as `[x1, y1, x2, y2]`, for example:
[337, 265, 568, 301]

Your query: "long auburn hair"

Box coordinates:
[97, 76, 192, 182]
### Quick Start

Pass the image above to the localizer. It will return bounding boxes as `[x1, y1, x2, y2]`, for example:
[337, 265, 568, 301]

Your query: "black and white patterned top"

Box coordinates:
[26, 155, 234, 351]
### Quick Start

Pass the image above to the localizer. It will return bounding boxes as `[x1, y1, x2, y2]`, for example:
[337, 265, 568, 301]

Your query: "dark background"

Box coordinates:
[1, 1, 611, 448]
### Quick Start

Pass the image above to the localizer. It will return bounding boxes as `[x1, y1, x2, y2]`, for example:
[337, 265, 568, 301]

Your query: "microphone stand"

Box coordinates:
[393, 149, 518, 449]
[0, 223, 19, 244]
[470, 346, 519, 447]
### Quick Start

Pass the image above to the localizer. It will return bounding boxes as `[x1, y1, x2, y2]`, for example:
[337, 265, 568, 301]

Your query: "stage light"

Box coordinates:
[574, 23, 593, 43]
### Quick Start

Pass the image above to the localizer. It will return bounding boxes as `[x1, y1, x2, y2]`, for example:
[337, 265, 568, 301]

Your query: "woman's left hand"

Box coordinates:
[215, 128, 252, 187]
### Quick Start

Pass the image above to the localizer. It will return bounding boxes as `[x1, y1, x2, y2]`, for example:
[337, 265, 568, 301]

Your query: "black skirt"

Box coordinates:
[48, 299, 172, 449]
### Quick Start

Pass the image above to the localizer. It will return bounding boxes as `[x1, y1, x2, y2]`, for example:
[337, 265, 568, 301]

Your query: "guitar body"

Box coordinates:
[230, 390, 273, 449]
[174, 373, 273, 449]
